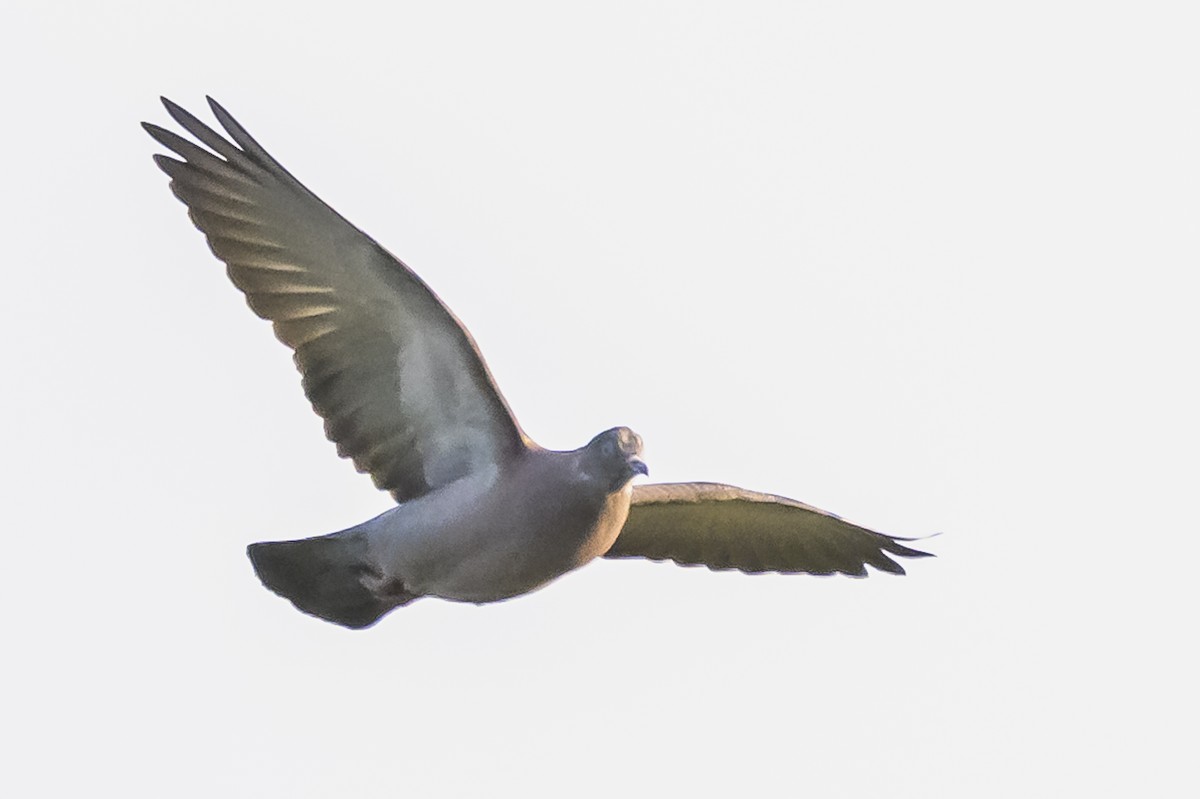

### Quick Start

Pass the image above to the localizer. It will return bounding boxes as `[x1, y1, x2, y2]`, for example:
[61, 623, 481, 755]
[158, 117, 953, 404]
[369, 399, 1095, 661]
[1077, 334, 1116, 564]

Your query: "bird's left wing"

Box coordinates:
[143, 98, 530, 502]
[605, 482, 932, 575]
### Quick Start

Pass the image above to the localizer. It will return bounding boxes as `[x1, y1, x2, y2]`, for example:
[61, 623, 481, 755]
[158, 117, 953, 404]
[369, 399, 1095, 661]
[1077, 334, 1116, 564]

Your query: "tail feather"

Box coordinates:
[247, 532, 412, 629]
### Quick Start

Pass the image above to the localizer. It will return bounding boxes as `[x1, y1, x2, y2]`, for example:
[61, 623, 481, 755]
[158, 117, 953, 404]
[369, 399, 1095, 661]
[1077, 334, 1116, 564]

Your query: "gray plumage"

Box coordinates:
[144, 98, 932, 629]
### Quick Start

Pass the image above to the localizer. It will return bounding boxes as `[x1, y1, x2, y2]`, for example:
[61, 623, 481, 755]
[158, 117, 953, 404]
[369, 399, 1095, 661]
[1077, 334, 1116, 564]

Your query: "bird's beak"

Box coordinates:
[629, 458, 649, 478]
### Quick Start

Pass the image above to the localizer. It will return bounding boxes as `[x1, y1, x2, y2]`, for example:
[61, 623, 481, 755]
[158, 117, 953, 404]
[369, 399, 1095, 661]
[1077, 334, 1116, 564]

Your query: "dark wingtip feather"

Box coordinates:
[887, 539, 937, 560]
[161, 95, 188, 120]
[878, 531, 939, 562]
[203, 96, 290, 179]
[208, 98, 255, 145]
[142, 121, 176, 148]
[151, 152, 186, 176]
[206, 96, 237, 133]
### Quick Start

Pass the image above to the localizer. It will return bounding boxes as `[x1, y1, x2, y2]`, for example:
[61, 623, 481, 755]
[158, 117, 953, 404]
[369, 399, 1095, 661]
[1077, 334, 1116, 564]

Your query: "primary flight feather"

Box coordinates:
[144, 97, 931, 629]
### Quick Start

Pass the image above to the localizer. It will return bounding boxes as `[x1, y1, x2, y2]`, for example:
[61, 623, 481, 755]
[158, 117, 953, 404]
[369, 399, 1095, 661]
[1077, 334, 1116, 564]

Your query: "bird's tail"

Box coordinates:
[247, 532, 413, 629]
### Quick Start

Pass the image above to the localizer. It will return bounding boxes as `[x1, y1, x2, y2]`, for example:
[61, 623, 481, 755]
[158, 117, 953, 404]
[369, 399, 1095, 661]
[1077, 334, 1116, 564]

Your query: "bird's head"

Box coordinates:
[585, 426, 649, 491]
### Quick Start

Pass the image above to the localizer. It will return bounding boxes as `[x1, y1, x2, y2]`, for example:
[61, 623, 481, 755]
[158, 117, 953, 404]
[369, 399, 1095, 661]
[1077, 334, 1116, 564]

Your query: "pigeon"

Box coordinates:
[143, 97, 932, 629]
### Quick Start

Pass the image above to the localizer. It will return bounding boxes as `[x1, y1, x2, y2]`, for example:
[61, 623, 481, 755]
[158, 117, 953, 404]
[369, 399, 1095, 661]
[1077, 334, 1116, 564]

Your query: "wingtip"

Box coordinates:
[142, 120, 177, 146]
[205, 96, 239, 136]
[887, 531, 940, 560]
[159, 96, 198, 129]
[890, 541, 936, 561]
[150, 153, 186, 179]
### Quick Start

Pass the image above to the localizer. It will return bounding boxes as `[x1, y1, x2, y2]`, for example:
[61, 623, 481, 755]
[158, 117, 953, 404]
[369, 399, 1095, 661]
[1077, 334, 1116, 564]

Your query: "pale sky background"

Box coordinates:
[3, 2, 1197, 796]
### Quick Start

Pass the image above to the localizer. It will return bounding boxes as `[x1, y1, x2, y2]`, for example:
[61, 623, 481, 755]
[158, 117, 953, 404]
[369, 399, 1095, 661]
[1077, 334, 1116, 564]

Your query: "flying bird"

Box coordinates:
[143, 97, 931, 629]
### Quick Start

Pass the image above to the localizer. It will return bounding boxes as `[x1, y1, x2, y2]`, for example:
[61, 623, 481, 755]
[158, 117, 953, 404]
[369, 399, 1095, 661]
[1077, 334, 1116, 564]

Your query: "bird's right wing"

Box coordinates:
[144, 98, 530, 502]
[605, 482, 932, 575]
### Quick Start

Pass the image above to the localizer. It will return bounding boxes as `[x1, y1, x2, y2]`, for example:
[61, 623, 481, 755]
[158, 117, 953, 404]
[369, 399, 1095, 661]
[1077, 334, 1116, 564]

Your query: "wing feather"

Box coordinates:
[606, 482, 932, 576]
[144, 98, 529, 501]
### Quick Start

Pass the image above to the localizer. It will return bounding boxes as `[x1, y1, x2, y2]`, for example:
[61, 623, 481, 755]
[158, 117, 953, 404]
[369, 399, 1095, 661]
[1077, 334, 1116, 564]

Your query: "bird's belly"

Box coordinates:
[422, 507, 625, 603]
[427, 540, 576, 602]
[365, 476, 631, 604]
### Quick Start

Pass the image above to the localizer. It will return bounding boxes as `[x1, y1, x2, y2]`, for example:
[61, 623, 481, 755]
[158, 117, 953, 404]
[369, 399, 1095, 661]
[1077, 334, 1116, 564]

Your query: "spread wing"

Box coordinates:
[605, 482, 932, 575]
[144, 97, 529, 502]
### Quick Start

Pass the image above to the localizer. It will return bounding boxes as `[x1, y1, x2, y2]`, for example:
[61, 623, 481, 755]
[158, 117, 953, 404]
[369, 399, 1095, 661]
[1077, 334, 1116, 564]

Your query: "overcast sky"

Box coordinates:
[3, 2, 1197, 796]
